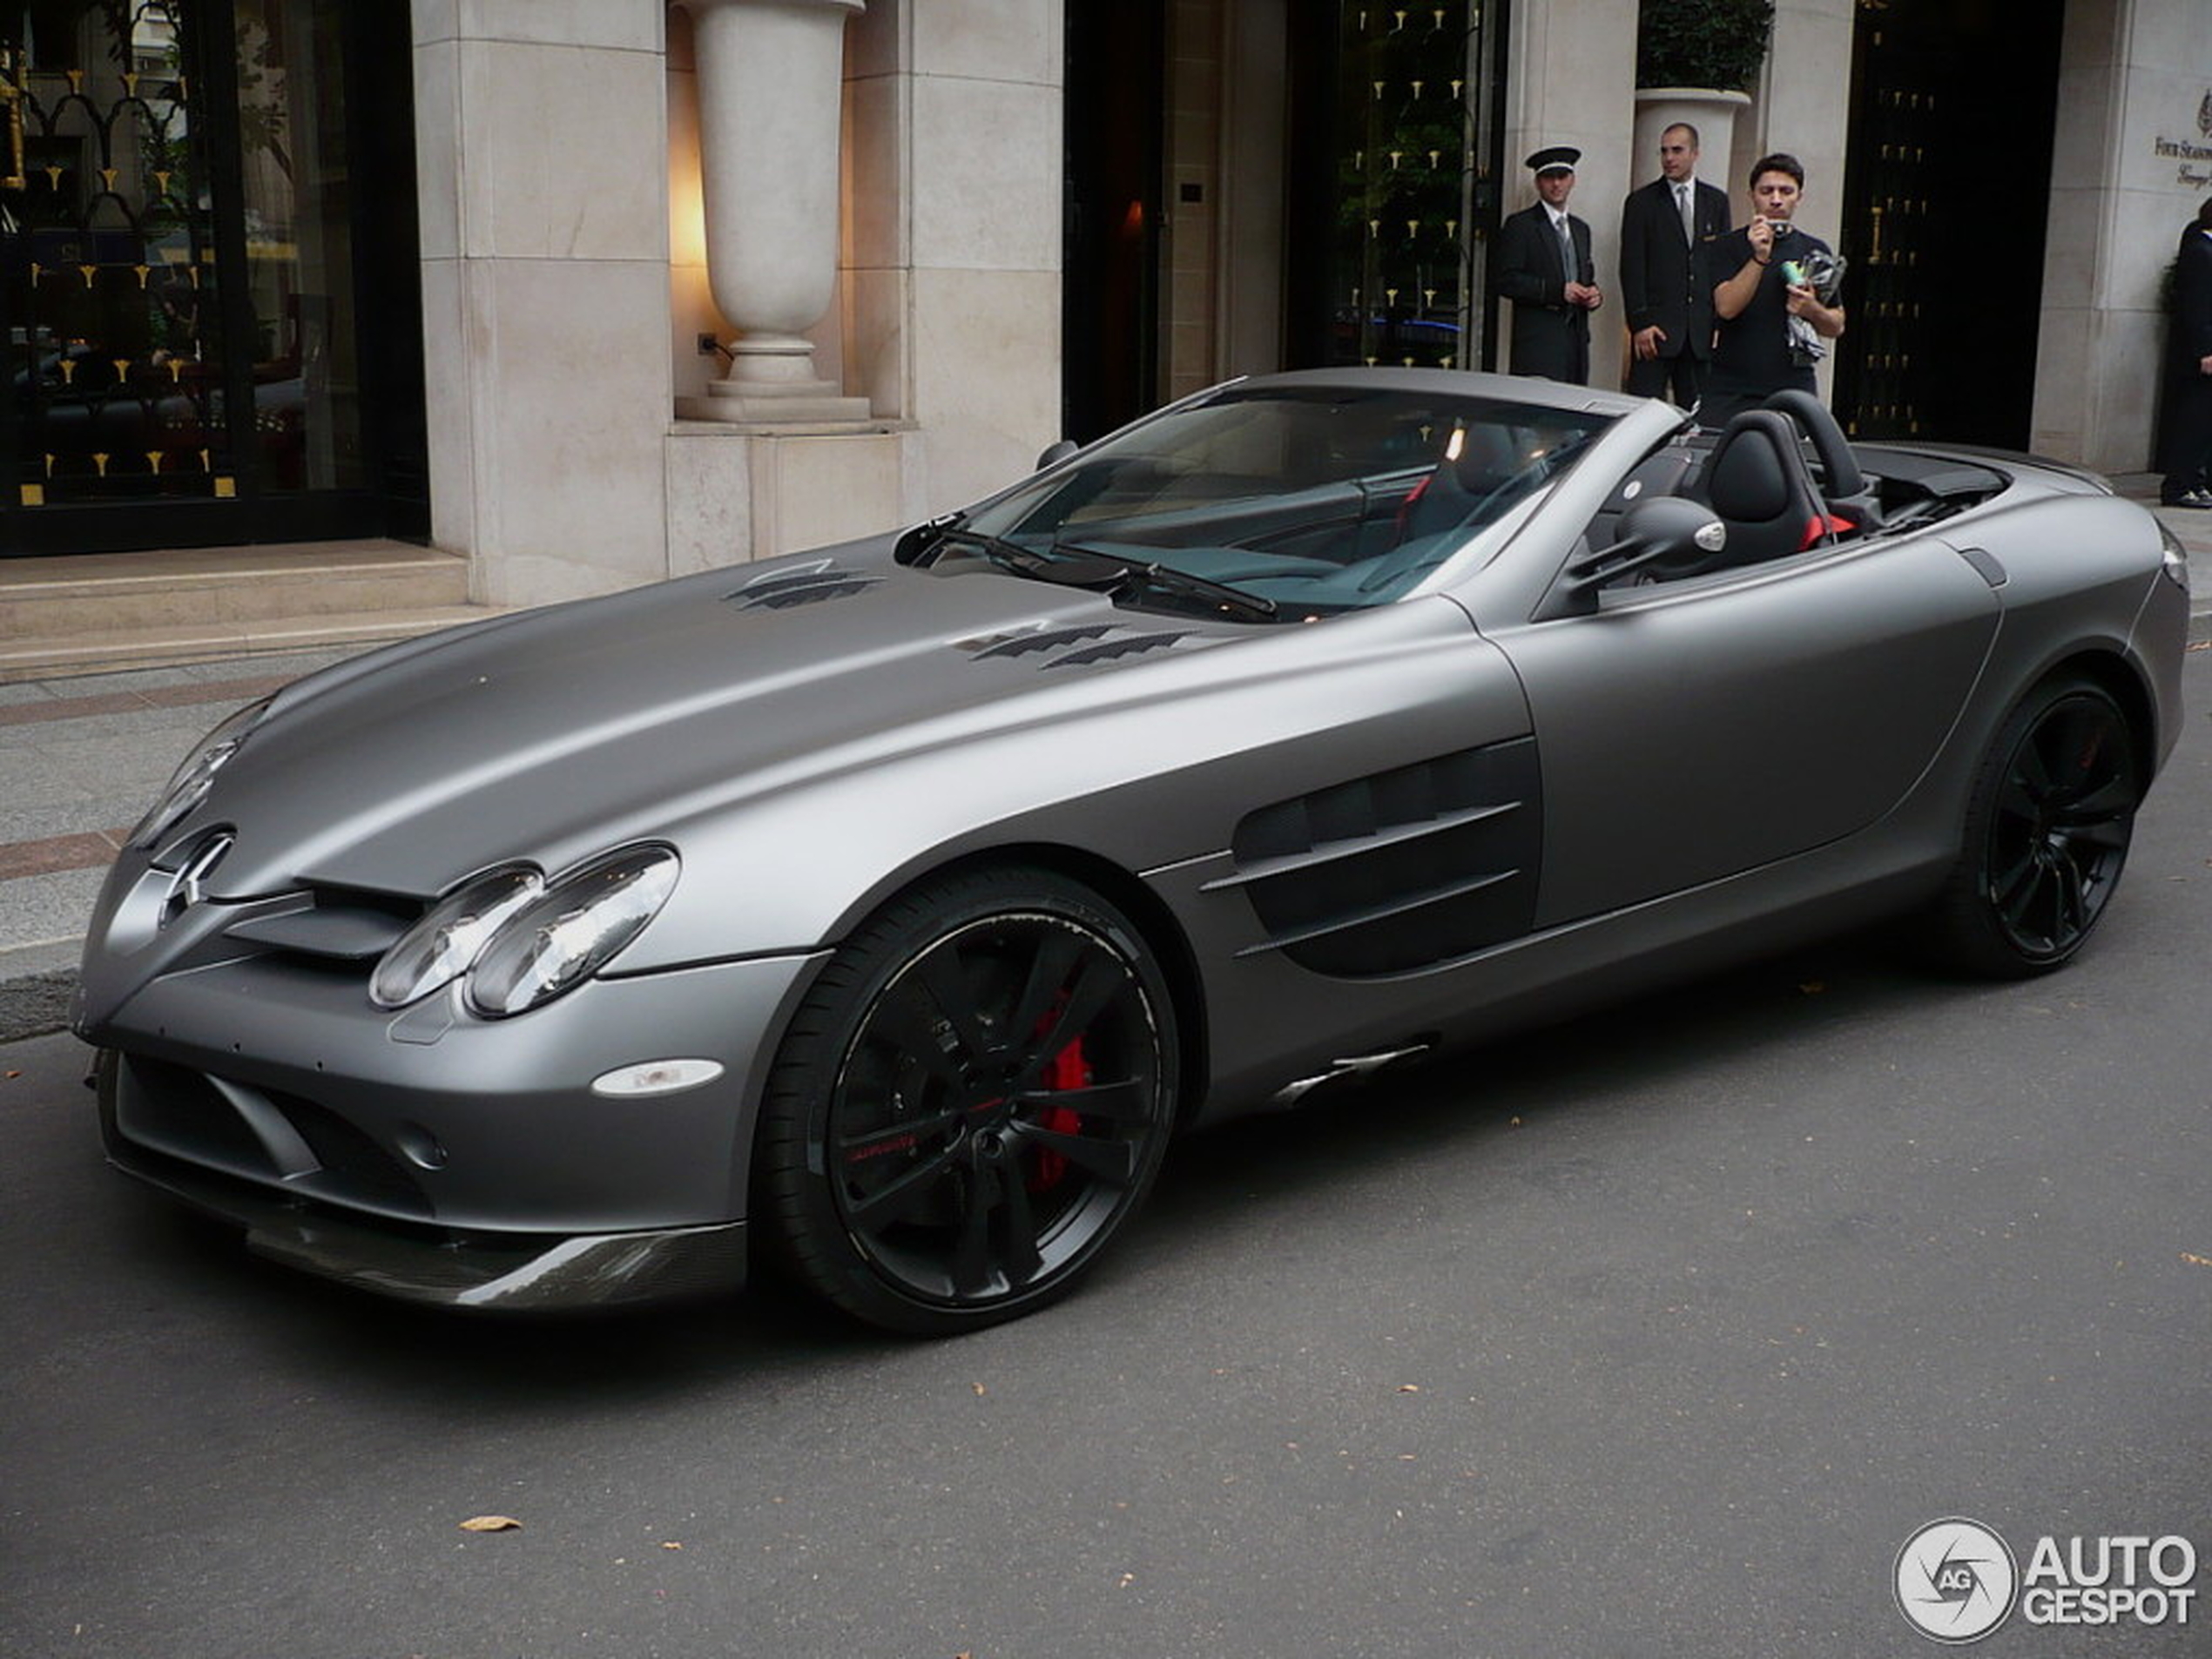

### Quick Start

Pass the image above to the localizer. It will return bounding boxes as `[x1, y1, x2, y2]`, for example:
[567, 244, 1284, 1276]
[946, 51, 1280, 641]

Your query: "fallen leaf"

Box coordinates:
[972, 1382, 988, 1397]
[1397, 1384, 1421, 1393]
[662, 1541, 685, 1550]
[458, 1514, 522, 1533]
[2182, 1252, 2212, 1268]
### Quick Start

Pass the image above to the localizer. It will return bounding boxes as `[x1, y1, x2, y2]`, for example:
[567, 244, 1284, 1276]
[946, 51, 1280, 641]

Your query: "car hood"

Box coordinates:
[181, 543, 1262, 899]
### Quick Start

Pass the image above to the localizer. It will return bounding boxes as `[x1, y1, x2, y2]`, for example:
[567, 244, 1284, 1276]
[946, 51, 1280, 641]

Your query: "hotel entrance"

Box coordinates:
[0, 0, 424, 558]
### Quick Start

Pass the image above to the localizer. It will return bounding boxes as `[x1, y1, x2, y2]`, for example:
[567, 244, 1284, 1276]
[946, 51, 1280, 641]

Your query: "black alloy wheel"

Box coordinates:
[1932, 675, 2142, 976]
[756, 867, 1177, 1334]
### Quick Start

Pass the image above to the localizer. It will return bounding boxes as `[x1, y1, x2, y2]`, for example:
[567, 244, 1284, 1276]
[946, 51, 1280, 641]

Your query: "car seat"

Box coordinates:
[1689, 408, 1831, 570]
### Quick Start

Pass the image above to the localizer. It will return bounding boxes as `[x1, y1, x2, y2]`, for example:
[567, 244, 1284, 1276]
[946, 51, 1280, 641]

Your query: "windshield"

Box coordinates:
[959, 383, 1616, 618]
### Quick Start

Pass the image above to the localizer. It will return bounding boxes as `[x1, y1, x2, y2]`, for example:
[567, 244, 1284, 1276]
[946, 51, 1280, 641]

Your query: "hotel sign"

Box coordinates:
[2155, 91, 2212, 189]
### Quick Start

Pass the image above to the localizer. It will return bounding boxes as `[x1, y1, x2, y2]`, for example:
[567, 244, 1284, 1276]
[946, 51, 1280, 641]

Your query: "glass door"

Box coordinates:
[1, 0, 423, 557]
[1285, 0, 1507, 371]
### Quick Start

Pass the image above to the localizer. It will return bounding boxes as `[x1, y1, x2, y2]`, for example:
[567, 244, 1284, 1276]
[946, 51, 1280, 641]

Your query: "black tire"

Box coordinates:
[754, 866, 1177, 1335]
[1928, 674, 2142, 976]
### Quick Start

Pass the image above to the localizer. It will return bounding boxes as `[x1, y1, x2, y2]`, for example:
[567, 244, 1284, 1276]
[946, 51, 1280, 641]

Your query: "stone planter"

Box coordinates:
[1633, 86, 1752, 206]
[680, 0, 869, 423]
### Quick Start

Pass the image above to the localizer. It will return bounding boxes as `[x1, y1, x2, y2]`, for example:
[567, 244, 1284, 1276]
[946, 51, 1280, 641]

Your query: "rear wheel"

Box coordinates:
[755, 867, 1177, 1334]
[1929, 675, 2141, 976]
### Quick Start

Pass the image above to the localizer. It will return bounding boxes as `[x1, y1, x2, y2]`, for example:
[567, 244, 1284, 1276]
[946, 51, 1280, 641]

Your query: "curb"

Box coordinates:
[1, 970, 78, 1047]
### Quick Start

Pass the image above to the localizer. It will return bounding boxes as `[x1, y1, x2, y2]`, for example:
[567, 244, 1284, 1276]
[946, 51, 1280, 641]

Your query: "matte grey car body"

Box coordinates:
[78, 369, 2190, 1332]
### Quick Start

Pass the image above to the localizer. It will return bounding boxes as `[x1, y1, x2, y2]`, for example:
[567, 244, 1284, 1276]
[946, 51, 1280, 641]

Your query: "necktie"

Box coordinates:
[1676, 183, 1693, 242]
[1556, 215, 1575, 281]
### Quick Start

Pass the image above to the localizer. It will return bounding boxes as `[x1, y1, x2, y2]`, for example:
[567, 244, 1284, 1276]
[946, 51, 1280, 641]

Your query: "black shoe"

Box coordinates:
[2160, 488, 2212, 509]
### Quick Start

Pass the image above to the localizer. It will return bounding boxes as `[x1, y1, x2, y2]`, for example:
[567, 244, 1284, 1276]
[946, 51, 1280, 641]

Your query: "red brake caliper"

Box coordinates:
[1028, 1036, 1089, 1192]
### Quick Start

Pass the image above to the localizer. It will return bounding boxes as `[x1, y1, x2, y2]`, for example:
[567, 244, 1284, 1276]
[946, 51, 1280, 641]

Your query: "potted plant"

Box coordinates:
[1636, 0, 1775, 94]
[1630, 0, 1774, 193]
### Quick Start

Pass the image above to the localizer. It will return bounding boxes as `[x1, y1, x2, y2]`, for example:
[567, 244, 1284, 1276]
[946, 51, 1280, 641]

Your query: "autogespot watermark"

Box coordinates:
[1894, 1518, 2201, 1643]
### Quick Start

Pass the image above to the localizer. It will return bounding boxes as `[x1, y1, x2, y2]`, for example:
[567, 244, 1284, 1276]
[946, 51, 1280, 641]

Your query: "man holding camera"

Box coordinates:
[1702, 152, 1846, 427]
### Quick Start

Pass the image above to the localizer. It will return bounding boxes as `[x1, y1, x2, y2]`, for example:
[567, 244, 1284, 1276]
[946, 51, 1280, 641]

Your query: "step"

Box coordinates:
[0, 602, 502, 683]
[0, 540, 471, 636]
[0, 540, 499, 683]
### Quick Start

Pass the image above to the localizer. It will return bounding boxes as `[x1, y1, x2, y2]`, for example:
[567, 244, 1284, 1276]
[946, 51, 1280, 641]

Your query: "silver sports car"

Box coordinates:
[77, 369, 2190, 1333]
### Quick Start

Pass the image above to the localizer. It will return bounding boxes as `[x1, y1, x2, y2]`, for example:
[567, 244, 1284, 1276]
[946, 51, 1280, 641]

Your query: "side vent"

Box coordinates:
[726, 560, 881, 610]
[1206, 738, 1541, 976]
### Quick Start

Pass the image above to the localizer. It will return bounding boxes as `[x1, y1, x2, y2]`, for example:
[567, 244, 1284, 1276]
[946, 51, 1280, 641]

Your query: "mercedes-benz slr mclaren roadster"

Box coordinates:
[78, 369, 2190, 1333]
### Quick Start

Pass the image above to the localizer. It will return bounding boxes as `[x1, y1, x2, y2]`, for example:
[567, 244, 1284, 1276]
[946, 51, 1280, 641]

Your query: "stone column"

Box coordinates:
[679, 0, 870, 423]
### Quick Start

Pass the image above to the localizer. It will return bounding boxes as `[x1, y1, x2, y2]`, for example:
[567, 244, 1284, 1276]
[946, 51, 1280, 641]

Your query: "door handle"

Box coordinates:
[2, 45, 24, 192]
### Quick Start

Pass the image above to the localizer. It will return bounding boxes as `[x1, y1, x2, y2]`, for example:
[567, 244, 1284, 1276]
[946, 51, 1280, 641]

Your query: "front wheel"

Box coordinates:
[754, 867, 1177, 1335]
[1927, 675, 2142, 976]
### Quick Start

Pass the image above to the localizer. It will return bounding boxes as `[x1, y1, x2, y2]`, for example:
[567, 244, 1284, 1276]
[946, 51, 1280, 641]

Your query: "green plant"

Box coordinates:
[1635, 0, 1775, 91]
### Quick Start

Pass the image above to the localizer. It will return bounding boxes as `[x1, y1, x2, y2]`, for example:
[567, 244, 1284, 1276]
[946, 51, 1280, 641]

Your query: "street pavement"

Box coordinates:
[3, 647, 2209, 1656]
[3, 484, 2209, 1044]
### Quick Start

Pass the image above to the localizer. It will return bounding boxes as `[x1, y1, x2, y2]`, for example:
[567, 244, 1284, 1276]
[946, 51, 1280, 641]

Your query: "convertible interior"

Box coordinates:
[1576, 388, 2013, 588]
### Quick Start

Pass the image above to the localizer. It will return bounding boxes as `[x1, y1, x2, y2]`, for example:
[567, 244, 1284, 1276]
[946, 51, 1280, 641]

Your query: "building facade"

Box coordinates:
[3, 0, 2209, 604]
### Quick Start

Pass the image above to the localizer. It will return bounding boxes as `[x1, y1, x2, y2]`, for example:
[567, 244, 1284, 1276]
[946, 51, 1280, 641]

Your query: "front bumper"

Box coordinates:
[81, 937, 826, 1310]
[98, 1073, 747, 1309]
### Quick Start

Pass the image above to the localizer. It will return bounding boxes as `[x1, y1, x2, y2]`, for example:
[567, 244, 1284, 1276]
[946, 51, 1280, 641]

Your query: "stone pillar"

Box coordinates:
[2032, 0, 2212, 471]
[678, 0, 870, 423]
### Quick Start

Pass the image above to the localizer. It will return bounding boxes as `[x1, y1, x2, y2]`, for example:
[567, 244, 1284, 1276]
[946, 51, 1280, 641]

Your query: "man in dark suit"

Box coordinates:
[2159, 198, 2212, 508]
[1493, 146, 1603, 384]
[1618, 121, 1731, 405]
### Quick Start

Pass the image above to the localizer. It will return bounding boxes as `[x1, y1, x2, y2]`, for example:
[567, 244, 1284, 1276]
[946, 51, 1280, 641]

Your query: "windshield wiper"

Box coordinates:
[1069, 552, 1278, 621]
[929, 527, 1278, 620]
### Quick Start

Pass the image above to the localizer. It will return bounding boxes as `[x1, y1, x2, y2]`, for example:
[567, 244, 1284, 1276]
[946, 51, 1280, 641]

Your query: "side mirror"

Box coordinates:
[1035, 438, 1080, 472]
[1561, 496, 1728, 596]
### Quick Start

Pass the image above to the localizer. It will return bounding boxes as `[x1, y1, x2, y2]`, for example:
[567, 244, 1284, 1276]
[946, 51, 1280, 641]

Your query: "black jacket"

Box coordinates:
[2172, 226, 2212, 374]
[1493, 202, 1595, 383]
[1619, 175, 1731, 361]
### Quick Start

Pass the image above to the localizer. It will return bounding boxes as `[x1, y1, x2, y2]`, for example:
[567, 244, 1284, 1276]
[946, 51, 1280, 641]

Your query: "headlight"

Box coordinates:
[2160, 523, 2190, 592]
[466, 846, 680, 1018]
[131, 698, 271, 848]
[369, 867, 545, 1008]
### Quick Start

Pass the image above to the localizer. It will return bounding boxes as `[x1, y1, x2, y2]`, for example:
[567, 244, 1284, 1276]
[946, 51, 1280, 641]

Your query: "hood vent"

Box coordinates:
[725, 561, 881, 611]
[1046, 630, 1191, 668]
[961, 623, 1116, 660]
[954, 622, 1195, 671]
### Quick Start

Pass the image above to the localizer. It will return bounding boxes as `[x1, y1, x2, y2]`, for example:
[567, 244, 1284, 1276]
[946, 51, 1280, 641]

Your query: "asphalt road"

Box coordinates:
[5, 651, 2210, 1659]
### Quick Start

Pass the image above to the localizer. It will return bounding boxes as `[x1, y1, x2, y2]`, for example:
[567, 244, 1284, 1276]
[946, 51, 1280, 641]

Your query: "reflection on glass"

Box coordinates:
[3, 1, 226, 505]
[232, 0, 361, 493]
[962, 383, 1615, 617]
[1330, 3, 1480, 371]
[1, 0, 362, 511]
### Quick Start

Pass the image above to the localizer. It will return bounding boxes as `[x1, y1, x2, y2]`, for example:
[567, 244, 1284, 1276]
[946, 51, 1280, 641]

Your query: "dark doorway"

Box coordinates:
[1, 0, 426, 557]
[1062, 0, 1164, 443]
[1835, 0, 2062, 448]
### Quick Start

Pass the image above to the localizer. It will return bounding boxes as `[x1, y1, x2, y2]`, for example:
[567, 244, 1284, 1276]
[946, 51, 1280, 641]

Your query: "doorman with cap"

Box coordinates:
[1492, 145, 1604, 384]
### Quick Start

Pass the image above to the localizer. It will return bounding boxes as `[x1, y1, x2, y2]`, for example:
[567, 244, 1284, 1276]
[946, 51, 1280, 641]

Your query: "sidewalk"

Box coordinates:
[5, 489, 2211, 1042]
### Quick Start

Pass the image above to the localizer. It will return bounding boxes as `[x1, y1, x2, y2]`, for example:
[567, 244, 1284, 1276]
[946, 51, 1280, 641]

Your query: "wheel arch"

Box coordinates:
[825, 840, 1214, 1131]
[2031, 646, 2161, 782]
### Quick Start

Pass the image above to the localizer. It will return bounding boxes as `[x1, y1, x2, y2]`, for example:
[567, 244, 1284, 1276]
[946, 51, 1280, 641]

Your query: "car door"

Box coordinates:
[1481, 532, 2003, 928]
